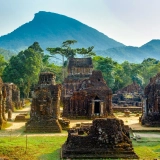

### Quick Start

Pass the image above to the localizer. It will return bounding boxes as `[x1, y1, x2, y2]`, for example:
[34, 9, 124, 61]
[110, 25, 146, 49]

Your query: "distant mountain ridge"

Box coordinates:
[97, 39, 160, 63]
[0, 11, 124, 52]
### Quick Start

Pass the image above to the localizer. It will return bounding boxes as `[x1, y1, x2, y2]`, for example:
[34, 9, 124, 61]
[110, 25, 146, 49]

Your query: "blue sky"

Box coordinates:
[0, 0, 160, 46]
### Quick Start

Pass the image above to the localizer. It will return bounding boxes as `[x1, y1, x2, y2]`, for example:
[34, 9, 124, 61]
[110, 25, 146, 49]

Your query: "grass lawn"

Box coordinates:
[0, 136, 67, 160]
[132, 137, 160, 159]
[0, 135, 160, 159]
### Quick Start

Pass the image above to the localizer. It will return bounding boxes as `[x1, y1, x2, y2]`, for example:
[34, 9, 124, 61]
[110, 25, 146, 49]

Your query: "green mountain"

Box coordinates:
[0, 11, 124, 52]
[1, 11, 160, 63]
[140, 39, 160, 57]
[97, 40, 160, 63]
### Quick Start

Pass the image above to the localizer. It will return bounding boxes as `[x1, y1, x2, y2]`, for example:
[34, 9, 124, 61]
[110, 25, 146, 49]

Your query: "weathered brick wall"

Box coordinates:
[141, 72, 160, 126]
[116, 82, 142, 93]
[4, 83, 21, 111]
[0, 77, 7, 129]
[63, 58, 93, 97]
[26, 72, 62, 133]
[62, 118, 138, 159]
[63, 70, 113, 118]
[113, 106, 142, 113]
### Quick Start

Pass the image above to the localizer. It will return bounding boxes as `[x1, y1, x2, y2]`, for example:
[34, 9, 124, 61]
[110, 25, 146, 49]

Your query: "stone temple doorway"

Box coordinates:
[94, 96, 100, 114]
[91, 96, 104, 116]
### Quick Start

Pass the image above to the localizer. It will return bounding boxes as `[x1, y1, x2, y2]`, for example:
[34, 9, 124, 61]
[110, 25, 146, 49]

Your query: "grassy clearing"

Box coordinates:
[132, 137, 160, 159]
[0, 135, 160, 159]
[0, 136, 67, 160]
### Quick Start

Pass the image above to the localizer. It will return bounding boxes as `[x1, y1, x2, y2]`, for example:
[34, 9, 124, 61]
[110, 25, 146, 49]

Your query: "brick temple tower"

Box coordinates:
[63, 58, 113, 119]
[25, 72, 62, 133]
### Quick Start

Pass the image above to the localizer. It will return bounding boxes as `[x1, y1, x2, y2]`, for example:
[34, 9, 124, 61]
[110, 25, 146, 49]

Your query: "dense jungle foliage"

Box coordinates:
[1, 41, 160, 97]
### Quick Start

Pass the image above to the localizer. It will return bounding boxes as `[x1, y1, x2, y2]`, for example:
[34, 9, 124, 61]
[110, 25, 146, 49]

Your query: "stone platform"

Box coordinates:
[130, 123, 160, 132]
[25, 119, 62, 133]
[61, 118, 138, 159]
[61, 145, 138, 159]
[113, 106, 142, 113]
[14, 113, 28, 122]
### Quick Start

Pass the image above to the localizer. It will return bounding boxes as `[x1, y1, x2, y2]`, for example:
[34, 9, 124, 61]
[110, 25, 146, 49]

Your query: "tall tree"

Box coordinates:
[47, 40, 95, 79]
[46, 40, 77, 64]
[2, 42, 43, 97]
[93, 56, 117, 89]
[0, 54, 7, 76]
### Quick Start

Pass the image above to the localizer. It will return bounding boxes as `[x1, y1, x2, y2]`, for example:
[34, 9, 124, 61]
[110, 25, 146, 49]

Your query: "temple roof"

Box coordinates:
[39, 72, 55, 76]
[68, 57, 93, 68]
[38, 72, 56, 85]
[116, 82, 141, 93]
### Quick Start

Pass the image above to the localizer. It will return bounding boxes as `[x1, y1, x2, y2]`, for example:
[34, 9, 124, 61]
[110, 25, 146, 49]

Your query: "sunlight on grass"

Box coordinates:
[0, 135, 160, 159]
[0, 136, 67, 160]
[132, 138, 160, 159]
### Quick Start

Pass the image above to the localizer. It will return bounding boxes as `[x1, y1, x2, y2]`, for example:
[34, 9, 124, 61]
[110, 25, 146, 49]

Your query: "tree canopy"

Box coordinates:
[2, 41, 160, 96]
[46, 40, 96, 79]
[46, 40, 95, 62]
[2, 42, 43, 97]
[0, 54, 7, 76]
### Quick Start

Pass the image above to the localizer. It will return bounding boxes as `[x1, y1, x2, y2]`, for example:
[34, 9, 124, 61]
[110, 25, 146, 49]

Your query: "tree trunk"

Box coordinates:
[62, 55, 64, 80]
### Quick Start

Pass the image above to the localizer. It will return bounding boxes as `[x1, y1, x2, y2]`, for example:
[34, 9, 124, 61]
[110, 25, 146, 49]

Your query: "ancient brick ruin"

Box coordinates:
[63, 57, 93, 95]
[4, 83, 21, 111]
[63, 58, 113, 118]
[141, 73, 160, 126]
[61, 118, 138, 159]
[112, 82, 143, 107]
[0, 77, 7, 129]
[117, 81, 142, 93]
[25, 72, 62, 133]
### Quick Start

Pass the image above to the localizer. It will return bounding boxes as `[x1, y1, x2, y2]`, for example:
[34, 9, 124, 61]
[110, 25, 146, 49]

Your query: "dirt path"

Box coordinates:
[0, 105, 30, 137]
[1, 106, 160, 138]
[6, 105, 31, 130]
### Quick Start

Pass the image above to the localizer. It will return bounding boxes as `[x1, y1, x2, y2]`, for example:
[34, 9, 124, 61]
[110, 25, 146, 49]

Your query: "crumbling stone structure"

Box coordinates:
[63, 57, 93, 95]
[12, 84, 21, 108]
[61, 118, 138, 159]
[112, 82, 143, 107]
[117, 82, 142, 93]
[141, 73, 160, 126]
[25, 72, 62, 133]
[4, 83, 21, 111]
[63, 58, 113, 119]
[113, 106, 142, 113]
[0, 77, 7, 129]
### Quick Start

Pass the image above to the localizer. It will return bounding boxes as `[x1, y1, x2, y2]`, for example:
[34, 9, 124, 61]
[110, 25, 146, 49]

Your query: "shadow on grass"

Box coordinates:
[38, 149, 61, 160]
